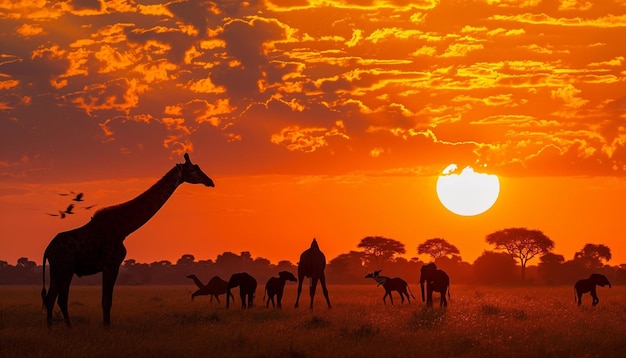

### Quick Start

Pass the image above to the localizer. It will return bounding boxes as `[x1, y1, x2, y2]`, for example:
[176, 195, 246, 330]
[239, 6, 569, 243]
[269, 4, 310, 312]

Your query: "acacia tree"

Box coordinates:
[485, 227, 554, 280]
[574, 243, 612, 269]
[357, 236, 405, 268]
[417, 238, 460, 261]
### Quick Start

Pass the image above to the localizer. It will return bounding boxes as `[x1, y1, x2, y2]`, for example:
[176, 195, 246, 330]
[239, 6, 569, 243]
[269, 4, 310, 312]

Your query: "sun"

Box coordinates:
[436, 164, 500, 216]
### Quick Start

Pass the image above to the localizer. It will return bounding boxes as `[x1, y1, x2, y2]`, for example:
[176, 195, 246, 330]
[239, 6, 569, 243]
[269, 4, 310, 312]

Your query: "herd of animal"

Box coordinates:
[39, 153, 614, 329]
[187, 264, 612, 312]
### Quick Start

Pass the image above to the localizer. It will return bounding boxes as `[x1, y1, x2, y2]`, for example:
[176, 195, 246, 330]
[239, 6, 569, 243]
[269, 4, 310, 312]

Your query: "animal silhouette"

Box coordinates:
[294, 238, 331, 309]
[574, 273, 611, 306]
[365, 270, 415, 305]
[226, 272, 257, 309]
[264, 271, 297, 308]
[187, 274, 232, 303]
[41, 153, 214, 327]
[72, 193, 84, 201]
[46, 204, 75, 219]
[420, 262, 450, 307]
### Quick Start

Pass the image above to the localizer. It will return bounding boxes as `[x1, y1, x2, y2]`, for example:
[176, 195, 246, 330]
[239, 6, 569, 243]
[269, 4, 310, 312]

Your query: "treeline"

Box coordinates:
[2, 228, 626, 287]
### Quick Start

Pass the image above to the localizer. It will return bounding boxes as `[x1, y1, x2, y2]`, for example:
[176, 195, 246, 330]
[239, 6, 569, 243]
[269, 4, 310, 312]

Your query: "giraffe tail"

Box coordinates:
[41, 253, 47, 309]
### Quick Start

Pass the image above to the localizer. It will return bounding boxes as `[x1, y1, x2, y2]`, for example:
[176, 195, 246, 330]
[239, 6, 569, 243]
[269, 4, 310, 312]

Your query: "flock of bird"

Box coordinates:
[46, 192, 97, 219]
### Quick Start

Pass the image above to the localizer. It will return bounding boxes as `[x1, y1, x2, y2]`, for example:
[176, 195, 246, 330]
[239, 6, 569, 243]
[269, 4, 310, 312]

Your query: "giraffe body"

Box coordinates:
[42, 153, 214, 327]
[294, 238, 331, 309]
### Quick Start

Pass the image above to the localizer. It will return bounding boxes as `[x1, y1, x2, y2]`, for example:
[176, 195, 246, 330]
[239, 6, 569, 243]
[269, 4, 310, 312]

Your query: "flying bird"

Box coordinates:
[46, 204, 76, 219]
[72, 193, 84, 201]
[83, 204, 98, 210]
[64, 204, 75, 214]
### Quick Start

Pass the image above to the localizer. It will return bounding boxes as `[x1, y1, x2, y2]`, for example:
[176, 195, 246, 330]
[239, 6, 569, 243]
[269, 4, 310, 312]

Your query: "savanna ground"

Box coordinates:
[1, 284, 624, 357]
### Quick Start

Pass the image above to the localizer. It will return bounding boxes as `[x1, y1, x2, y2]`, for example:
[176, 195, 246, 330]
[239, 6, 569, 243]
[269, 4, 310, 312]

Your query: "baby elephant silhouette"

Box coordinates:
[226, 272, 257, 309]
[264, 271, 297, 308]
[574, 273, 611, 306]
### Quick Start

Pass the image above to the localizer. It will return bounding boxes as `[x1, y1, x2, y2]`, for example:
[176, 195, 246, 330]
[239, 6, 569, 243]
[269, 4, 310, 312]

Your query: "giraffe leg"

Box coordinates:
[319, 274, 331, 309]
[55, 274, 73, 328]
[295, 275, 304, 308]
[44, 281, 59, 327]
[309, 277, 318, 309]
[102, 266, 120, 327]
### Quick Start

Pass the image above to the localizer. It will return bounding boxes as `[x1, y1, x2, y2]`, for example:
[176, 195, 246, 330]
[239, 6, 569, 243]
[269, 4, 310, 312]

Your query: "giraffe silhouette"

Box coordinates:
[294, 238, 331, 309]
[41, 153, 214, 327]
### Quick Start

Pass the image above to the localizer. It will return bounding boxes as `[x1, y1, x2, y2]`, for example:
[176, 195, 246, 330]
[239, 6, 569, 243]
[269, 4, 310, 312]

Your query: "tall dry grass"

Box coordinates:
[1, 284, 624, 357]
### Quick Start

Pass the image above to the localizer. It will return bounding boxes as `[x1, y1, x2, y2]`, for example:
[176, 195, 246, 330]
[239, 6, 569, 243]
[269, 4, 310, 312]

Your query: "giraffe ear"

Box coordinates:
[184, 153, 191, 164]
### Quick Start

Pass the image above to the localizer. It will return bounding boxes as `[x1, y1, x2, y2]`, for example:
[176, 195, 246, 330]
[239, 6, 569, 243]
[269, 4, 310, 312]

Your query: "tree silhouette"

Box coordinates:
[327, 251, 367, 283]
[486, 227, 554, 280]
[574, 243, 612, 269]
[538, 253, 565, 285]
[357, 236, 405, 268]
[16, 257, 36, 272]
[417, 238, 460, 261]
[177, 254, 195, 266]
[473, 251, 517, 285]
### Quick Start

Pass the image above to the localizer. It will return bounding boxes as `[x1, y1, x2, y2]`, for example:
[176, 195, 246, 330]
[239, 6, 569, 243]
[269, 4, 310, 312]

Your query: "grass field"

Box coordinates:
[1, 284, 625, 357]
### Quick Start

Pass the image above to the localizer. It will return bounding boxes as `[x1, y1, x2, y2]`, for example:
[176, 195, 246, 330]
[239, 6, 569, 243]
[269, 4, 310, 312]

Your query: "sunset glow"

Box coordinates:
[1, 0, 625, 267]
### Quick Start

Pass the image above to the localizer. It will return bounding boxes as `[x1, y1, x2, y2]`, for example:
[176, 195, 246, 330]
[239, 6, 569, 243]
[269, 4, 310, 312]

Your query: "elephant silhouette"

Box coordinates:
[419, 263, 450, 307]
[574, 273, 611, 306]
[264, 271, 297, 308]
[226, 272, 257, 309]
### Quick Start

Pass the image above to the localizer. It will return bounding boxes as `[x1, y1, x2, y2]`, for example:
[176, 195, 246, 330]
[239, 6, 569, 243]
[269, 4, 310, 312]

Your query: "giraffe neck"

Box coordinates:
[91, 165, 183, 237]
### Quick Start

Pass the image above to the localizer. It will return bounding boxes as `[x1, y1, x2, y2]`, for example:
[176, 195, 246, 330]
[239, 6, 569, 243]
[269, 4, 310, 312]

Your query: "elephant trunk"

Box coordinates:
[420, 279, 425, 302]
[226, 288, 232, 308]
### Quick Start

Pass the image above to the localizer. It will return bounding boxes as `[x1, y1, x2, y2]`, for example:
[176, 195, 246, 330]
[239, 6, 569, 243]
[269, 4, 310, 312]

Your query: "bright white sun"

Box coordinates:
[436, 164, 500, 216]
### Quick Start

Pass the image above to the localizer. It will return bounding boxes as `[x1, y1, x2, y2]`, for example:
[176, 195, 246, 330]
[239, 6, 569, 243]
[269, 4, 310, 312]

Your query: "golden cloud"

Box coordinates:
[271, 121, 349, 152]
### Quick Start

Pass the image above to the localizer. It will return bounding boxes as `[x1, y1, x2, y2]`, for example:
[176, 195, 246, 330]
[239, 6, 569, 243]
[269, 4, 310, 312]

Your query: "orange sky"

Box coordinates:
[1, 0, 625, 266]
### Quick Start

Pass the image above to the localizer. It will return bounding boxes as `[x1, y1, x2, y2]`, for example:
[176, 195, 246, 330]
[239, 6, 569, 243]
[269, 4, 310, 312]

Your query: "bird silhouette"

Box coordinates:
[83, 204, 98, 210]
[72, 193, 84, 201]
[46, 210, 67, 219]
[64, 204, 75, 214]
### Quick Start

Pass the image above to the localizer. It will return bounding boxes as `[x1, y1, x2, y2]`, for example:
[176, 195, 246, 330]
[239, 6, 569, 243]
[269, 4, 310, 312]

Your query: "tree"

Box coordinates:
[417, 238, 460, 261]
[176, 254, 195, 266]
[473, 251, 517, 285]
[357, 236, 406, 267]
[485, 227, 554, 280]
[574, 243, 612, 269]
[327, 251, 367, 284]
[538, 253, 565, 285]
[16, 257, 36, 272]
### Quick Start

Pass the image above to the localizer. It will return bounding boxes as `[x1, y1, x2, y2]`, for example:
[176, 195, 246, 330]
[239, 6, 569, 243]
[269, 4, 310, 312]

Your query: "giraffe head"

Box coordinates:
[179, 153, 215, 187]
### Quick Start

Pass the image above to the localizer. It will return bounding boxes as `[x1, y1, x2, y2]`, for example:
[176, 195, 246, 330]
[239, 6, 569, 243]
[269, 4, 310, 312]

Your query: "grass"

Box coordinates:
[1, 284, 625, 357]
